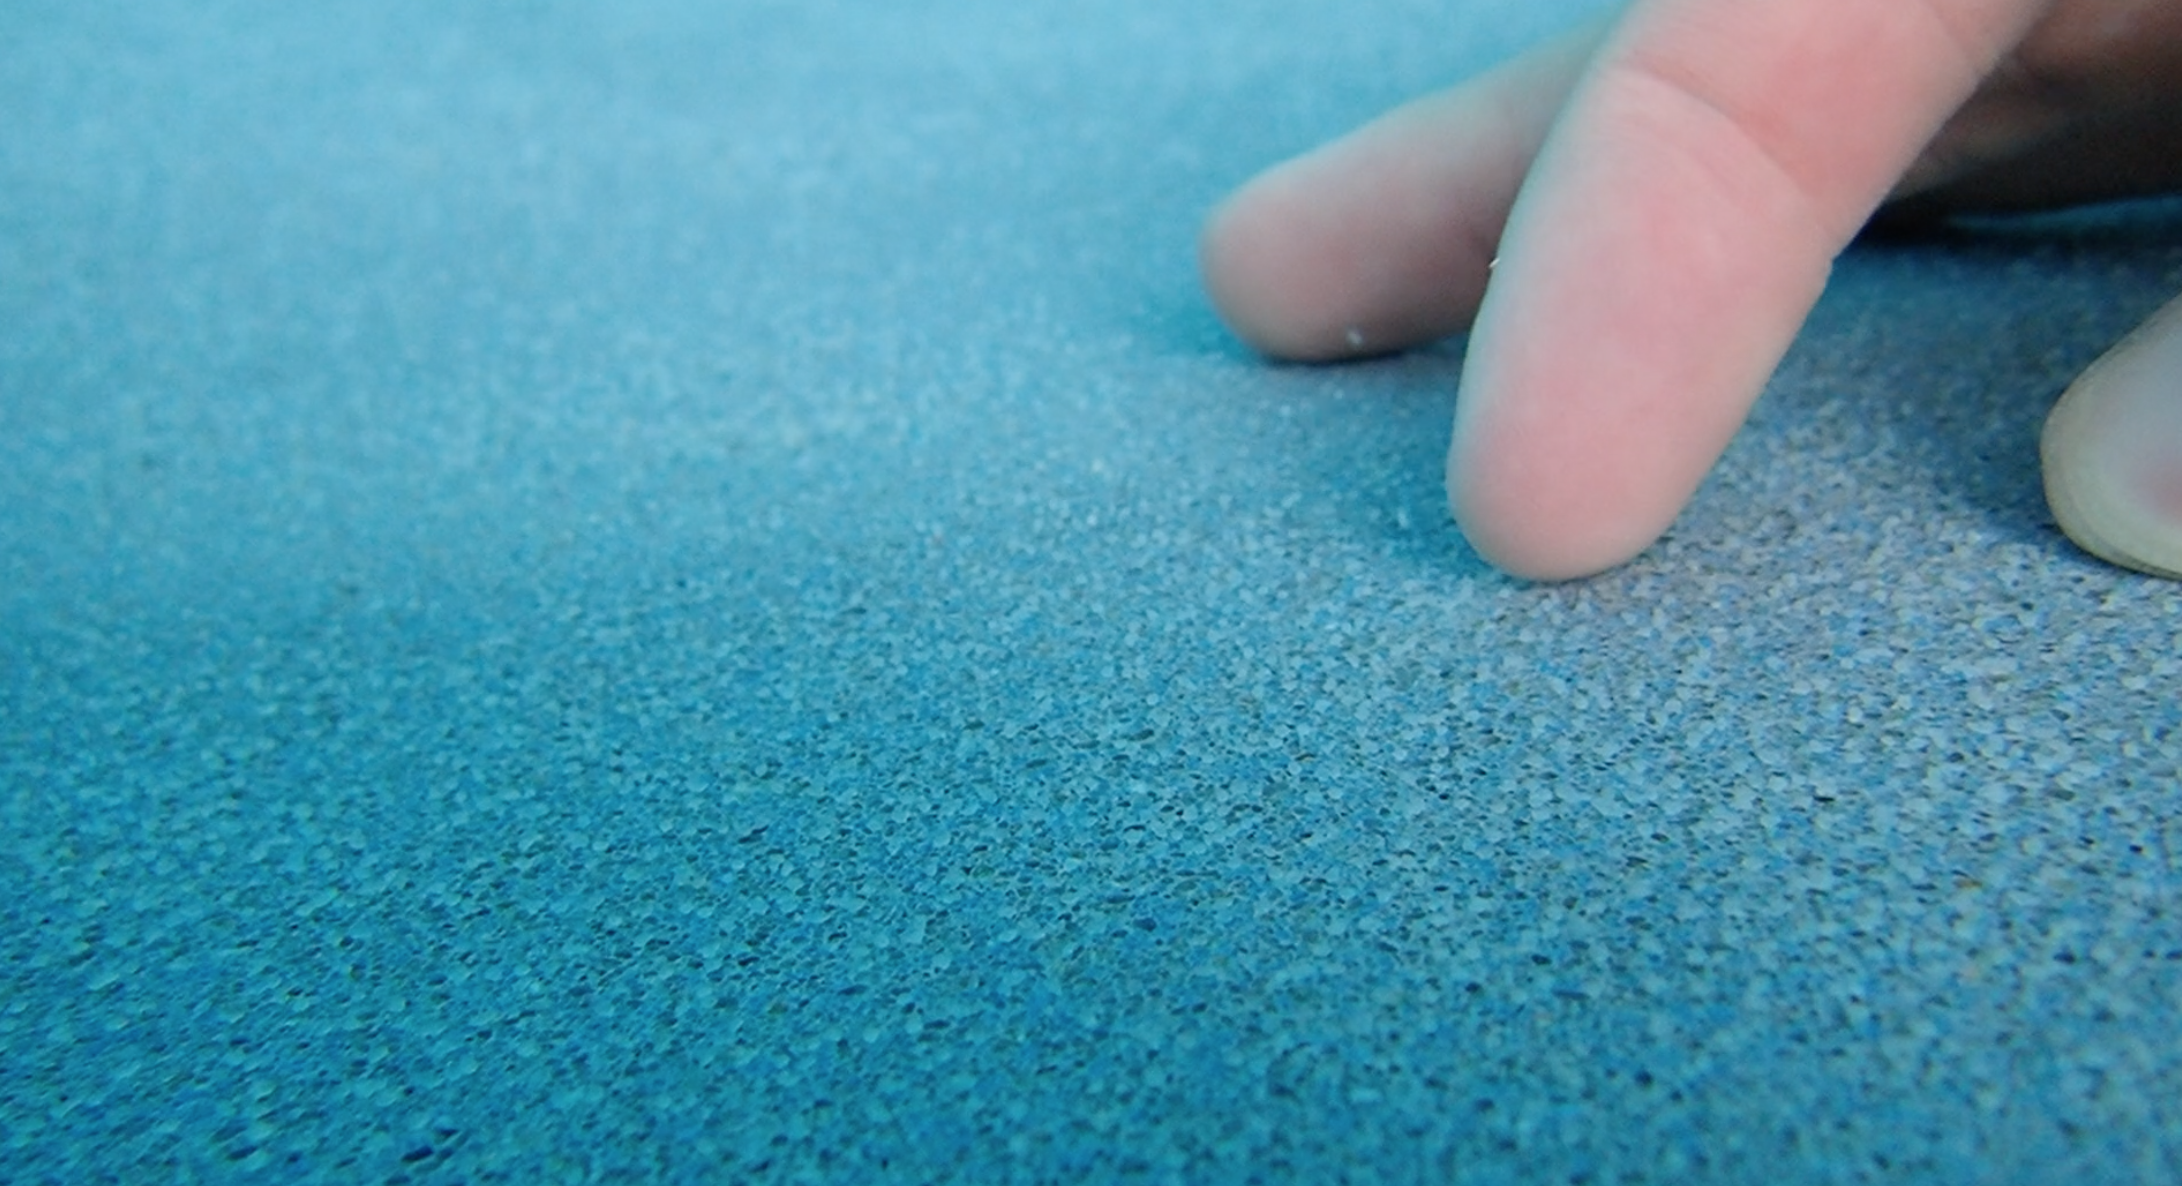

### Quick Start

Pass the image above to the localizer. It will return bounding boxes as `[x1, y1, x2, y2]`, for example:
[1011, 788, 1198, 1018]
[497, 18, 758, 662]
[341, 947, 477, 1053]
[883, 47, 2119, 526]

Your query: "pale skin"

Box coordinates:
[1201, 0, 2182, 581]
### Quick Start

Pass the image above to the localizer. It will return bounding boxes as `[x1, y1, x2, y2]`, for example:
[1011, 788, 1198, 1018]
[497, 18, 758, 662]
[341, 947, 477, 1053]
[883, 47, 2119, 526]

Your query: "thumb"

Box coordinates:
[2043, 290, 2182, 579]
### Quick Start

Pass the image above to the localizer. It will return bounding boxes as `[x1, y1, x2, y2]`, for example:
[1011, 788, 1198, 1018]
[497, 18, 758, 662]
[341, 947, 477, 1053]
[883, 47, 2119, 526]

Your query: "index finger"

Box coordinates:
[1449, 0, 2051, 579]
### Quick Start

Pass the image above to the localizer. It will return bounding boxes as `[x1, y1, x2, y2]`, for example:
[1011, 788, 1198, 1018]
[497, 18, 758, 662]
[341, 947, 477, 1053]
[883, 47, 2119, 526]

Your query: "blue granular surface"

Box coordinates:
[4, 1, 2179, 1182]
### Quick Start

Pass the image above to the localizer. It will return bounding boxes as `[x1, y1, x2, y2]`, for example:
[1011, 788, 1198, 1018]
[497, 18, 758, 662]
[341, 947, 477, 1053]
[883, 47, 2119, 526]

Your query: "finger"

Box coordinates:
[2042, 291, 2182, 579]
[1889, 95, 2182, 218]
[1449, 0, 2052, 580]
[1892, 0, 2182, 212]
[1198, 19, 1606, 362]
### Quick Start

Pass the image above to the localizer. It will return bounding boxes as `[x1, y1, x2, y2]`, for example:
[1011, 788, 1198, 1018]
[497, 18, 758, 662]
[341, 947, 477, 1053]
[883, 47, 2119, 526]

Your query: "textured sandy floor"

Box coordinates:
[4, 1, 2179, 1181]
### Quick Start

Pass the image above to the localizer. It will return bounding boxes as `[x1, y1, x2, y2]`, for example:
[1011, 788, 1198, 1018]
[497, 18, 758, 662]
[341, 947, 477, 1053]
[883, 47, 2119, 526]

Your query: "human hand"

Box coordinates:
[1201, 0, 2182, 580]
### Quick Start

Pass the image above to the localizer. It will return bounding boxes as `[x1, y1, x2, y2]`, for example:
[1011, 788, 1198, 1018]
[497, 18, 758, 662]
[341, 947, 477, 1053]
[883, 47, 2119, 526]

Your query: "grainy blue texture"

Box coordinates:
[4, 1, 2180, 1182]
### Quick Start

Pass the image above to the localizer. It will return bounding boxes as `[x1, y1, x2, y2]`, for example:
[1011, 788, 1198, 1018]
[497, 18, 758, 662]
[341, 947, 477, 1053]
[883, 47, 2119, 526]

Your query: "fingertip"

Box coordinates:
[1445, 431, 1672, 582]
[1199, 170, 1361, 362]
[1201, 22, 1604, 365]
[2042, 293, 2182, 579]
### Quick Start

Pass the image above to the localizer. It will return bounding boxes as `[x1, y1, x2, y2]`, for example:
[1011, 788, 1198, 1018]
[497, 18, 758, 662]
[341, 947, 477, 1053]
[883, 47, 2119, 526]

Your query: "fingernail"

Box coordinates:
[2042, 294, 2182, 580]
